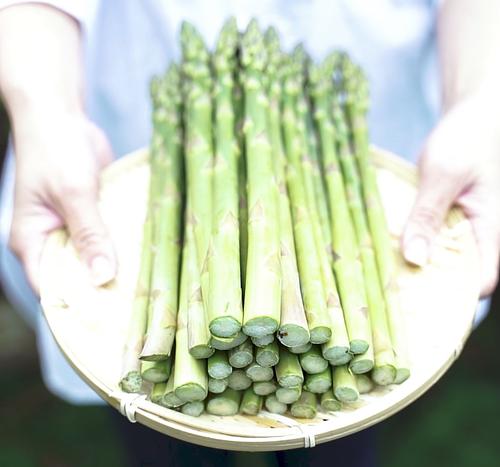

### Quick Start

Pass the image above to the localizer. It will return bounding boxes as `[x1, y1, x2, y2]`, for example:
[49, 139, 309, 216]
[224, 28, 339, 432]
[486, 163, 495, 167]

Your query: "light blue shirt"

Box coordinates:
[1, 0, 454, 404]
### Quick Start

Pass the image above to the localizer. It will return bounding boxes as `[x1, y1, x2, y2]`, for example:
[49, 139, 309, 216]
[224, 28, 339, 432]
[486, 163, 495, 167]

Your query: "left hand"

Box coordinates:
[402, 94, 500, 297]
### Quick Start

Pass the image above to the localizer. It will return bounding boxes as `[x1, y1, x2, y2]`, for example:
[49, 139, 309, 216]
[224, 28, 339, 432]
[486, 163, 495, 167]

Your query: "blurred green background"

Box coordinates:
[0, 101, 499, 467]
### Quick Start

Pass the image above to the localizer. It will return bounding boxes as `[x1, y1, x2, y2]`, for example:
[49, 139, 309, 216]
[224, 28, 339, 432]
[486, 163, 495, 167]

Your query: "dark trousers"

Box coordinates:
[111, 410, 376, 467]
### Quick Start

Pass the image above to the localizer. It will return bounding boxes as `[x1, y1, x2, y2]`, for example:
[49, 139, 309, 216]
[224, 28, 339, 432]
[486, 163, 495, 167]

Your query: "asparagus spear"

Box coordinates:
[255, 340, 279, 367]
[180, 22, 214, 334]
[240, 388, 263, 415]
[289, 342, 313, 355]
[182, 401, 204, 417]
[227, 369, 252, 391]
[342, 58, 410, 384]
[251, 334, 275, 347]
[208, 377, 229, 394]
[163, 369, 184, 408]
[151, 382, 167, 405]
[245, 363, 274, 382]
[209, 18, 244, 338]
[234, 38, 248, 290]
[253, 380, 278, 396]
[208, 351, 233, 379]
[186, 204, 214, 359]
[228, 340, 254, 369]
[281, 59, 331, 345]
[120, 203, 153, 393]
[276, 347, 304, 388]
[320, 391, 342, 412]
[349, 349, 375, 375]
[290, 391, 317, 419]
[309, 56, 371, 355]
[331, 85, 395, 385]
[173, 221, 208, 403]
[141, 68, 183, 361]
[240, 20, 281, 337]
[292, 47, 350, 362]
[141, 358, 172, 384]
[299, 345, 329, 375]
[210, 331, 248, 351]
[265, 394, 287, 415]
[356, 374, 375, 394]
[265, 27, 310, 349]
[332, 365, 359, 403]
[276, 385, 302, 404]
[207, 388, 242, 416]
[304, 368, 332, 394]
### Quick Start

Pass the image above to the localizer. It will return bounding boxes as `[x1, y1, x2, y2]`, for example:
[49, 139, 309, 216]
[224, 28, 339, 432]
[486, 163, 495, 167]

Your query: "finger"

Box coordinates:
[60, 188, 117, 286]
[9, 227, 47, 294]
[468, 214, 500, 297]
[402, 155, 462, 267]
[88, 122, 114, 169]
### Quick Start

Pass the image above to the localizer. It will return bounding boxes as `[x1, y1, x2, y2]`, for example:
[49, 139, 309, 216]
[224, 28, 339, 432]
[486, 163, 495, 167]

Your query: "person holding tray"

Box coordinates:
[0, 1, 499, 466]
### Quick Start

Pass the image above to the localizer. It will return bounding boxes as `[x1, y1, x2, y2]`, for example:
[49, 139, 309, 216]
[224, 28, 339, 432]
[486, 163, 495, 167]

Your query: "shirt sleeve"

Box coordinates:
[0, 0, 100, 29]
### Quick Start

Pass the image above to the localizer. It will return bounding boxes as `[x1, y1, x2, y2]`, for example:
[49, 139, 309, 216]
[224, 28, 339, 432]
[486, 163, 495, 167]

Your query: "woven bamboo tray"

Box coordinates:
[39, 147, 480, 451]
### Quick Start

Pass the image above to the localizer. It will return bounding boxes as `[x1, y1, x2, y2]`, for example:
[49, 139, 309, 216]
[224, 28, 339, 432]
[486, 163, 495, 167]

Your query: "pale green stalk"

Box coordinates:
[320, 391, 342, 412]
[255, 340, 279, 367]
[290, 391, 317, 419]
[141, 358, 172, 384]
[173, 221, 208, 403]
[281, 62, 331, 345]
[265, 394, 287, 414]
[304, 368, 332, 394]
[245, 363, 274, 382]
[141, 67, 183, 361]
[209, 18, 243, 338]
[208, 351, 233, 379]
[240, 388, 263, 415]
[265, 28, 309, 348]
[207, 388, 242, 416]
[240, 20, 281, 337]
[208, 377, 229, 394]
[228, 339, 254, 369]
[332, 365, 359, 403]
[276, 346, 304, 388]
[228, 369, 252, 391]
[299, 346, 329, 375]
[309, 56, 371, 355]
[253, 380, 278, 396]
[342, 58, 410, 384]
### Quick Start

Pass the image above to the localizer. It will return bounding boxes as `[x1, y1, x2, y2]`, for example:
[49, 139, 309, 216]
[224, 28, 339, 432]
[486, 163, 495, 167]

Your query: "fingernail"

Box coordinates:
[404, 236, 429, 267]
[90, 255, 115, 286]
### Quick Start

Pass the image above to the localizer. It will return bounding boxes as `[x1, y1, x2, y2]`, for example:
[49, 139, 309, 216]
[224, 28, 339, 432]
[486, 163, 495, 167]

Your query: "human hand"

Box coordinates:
[402, 94, 500, 297]
[9, 109, 117, 293]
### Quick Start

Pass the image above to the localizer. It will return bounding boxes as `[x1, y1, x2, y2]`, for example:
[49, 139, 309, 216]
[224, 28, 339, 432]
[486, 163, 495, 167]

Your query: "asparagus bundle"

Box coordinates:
[120, 19, 412, 419]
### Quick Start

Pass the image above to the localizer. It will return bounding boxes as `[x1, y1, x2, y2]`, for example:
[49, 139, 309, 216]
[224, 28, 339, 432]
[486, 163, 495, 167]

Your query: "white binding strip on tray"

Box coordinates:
[259, 411, 316, 448]
[111, 392, 148, 423]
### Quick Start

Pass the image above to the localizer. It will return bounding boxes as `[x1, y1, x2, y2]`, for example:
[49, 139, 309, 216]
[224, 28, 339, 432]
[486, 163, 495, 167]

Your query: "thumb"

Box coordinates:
[60, 187, 117, 286]
[402, 153, 462, 267]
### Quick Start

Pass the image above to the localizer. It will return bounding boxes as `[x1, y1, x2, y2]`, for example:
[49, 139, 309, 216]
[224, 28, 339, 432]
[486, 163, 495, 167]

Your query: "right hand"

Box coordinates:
[9, 109, 117, 293]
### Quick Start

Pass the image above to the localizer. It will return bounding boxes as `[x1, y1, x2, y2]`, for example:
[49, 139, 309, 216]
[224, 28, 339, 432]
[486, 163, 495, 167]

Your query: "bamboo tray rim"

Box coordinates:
[39, 146, 479, 451]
